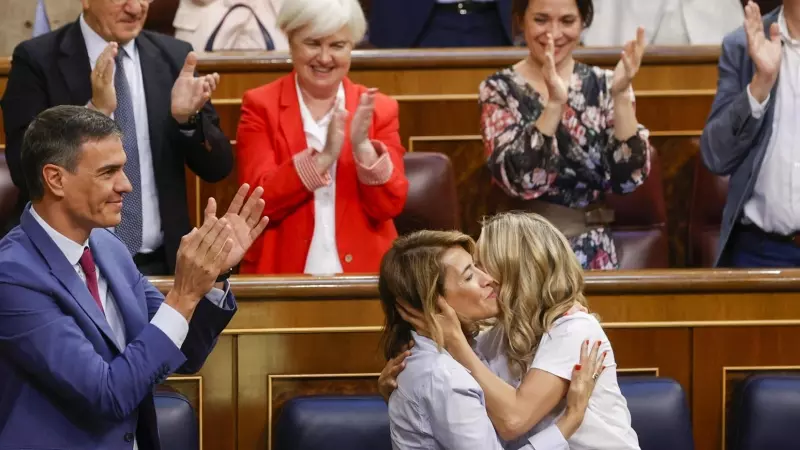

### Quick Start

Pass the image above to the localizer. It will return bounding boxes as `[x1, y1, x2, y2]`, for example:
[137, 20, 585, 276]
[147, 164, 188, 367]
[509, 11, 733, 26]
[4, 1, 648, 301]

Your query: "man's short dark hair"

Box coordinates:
[21, 105, 122, 201]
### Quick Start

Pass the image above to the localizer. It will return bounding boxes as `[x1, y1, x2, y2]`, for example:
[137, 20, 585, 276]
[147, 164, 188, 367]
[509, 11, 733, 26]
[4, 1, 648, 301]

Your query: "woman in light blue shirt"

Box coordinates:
[378, 230, 606, 449]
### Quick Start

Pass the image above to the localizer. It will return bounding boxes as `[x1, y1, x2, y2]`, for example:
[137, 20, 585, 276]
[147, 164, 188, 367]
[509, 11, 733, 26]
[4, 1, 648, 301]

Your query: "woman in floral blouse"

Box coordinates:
[481, 0, 653, 270]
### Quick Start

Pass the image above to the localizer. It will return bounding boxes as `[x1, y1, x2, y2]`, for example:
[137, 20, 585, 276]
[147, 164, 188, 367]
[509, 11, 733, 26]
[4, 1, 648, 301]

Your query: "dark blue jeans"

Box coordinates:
[729, 227, 800, 268]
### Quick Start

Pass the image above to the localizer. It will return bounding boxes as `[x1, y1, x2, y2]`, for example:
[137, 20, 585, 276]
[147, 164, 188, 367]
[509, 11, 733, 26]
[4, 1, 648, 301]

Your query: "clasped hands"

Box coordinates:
[166, 184, 269, 320]
[89, 42, 219, 124]
[313, 88, 380, 174]
[542, 27, 646, 106]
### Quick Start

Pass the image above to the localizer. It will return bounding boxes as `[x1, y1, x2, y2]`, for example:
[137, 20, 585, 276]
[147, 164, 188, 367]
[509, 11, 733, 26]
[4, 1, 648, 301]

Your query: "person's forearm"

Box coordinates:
[448, 339, 527, 438]
[534, 102, 564, 136]
[612, 93, 638, 140]
[554, 406, 583, 440]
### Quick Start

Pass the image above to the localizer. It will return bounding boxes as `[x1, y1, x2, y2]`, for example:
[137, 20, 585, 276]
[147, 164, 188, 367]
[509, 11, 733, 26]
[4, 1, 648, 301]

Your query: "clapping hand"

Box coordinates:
[89, 42, 119, 116]
[171, 52, 221, 124]
[611, 27, 646, 97]
[542, 33, 568, 105]
[351, 88, 377, 147]
[315, 99, 348, 172]
[744, 0, 782, 102]
[204, 183, 269, 273]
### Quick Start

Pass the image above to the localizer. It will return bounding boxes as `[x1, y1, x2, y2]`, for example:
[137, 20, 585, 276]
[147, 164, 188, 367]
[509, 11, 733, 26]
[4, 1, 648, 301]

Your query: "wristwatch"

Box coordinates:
[178, 111, 200, 131]
[216, 267, 233, 283]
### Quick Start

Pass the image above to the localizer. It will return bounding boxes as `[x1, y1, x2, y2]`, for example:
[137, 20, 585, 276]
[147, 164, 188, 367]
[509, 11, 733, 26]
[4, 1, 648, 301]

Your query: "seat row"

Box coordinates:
[271, 375, 800, 450]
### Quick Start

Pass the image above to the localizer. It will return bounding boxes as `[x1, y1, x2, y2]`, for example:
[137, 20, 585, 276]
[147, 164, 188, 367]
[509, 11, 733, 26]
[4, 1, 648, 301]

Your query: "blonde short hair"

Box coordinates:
[277, 0, 367, 42]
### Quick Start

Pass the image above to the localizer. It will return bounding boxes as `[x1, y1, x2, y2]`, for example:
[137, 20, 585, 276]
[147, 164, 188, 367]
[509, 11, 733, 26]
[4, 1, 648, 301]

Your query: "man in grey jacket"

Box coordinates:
[701, 0, 800, 267]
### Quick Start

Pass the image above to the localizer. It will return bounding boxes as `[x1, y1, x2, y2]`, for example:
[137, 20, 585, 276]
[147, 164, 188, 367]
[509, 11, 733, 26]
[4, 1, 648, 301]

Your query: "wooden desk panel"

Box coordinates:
[146, 270, 800, 450]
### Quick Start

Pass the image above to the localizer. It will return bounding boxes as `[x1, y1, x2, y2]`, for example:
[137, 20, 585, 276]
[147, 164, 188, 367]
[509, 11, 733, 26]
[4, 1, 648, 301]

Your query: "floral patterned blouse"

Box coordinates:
[480, 63, 652, 270]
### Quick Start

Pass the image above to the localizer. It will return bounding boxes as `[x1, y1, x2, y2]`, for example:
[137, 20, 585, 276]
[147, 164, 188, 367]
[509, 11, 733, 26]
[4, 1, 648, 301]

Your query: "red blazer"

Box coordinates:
[236, 74, 409, 274]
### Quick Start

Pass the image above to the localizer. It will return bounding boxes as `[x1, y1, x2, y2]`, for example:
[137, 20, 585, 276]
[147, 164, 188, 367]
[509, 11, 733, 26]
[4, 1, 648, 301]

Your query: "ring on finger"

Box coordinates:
[592, 372, 600, 381]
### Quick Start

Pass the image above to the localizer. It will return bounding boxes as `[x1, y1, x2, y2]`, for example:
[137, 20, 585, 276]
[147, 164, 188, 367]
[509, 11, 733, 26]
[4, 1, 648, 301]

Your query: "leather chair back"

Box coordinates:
[0, 153, 19, 231]
[394, 152, 460, 235]
[272, 377, 693, 450]
[687, 149, 729, 267]
[728, 374, 800, 450]
[274, 395, 391, 450]
[606, 149, 669, 269]
[155, 391, 199, 450]
[620, 377, 694, 450]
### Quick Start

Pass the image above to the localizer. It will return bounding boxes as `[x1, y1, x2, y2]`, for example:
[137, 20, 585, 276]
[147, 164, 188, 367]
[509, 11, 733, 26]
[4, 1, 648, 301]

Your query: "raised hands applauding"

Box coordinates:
[166, 184, 268, 320]
[89, 45, 220, 124]
[542, 33, 569, 106]
[611, 27, 647, 97]
[744, 0, 782, 102]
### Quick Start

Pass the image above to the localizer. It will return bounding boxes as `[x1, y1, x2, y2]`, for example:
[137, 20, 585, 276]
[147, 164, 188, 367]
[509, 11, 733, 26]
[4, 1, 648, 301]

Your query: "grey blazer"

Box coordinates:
[700, 8, 781, 267]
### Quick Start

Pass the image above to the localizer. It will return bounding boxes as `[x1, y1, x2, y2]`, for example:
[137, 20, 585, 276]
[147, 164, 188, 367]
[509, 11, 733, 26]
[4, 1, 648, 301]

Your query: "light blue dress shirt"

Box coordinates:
[33, 0, 51, 37]
[388, 332, 569, 450]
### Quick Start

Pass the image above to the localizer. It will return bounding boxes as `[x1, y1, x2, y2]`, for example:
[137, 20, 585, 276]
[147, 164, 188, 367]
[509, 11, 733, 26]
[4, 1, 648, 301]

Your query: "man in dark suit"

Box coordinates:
[0, 105, 268, 449]
[1, 0, 234, 275]
[701, 1, 800, 267]
[368, 0, 513, 48]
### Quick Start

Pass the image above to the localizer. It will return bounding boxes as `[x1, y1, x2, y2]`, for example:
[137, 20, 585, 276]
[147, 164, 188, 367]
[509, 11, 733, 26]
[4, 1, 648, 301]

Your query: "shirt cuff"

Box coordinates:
[528, 424, 569, 450]
[355, 140, 394, 185]
[746, 84, 769, 119]
[205, 280, 231, 309]
[293, 149, 332, 191]
[151, 302, 190, 349]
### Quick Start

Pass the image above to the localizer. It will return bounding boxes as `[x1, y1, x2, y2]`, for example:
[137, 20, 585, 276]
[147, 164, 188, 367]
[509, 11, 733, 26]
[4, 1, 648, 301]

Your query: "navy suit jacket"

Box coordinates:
[1, 21, 234, 272]
[0, 208, 236, 449]
[368, 0, 513, 48]
[700, 8, 781, 267]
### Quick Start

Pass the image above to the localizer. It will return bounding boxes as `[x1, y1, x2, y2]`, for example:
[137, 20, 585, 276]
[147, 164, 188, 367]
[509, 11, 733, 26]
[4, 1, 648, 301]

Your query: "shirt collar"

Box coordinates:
[79, 13, 138, 68]
[29, 206, 88, 266]
[294, 74, 345, 128]
[778, 7, 800, 47]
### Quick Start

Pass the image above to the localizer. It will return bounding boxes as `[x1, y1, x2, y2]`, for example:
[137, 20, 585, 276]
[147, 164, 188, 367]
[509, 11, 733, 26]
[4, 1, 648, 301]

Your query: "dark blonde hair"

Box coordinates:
[379, 230, 475, 360]
[477, 212, 588, 379]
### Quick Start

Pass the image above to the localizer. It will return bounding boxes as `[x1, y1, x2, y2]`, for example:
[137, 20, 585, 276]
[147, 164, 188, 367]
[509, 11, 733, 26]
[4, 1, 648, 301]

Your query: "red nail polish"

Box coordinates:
[574, 364, 582, 371]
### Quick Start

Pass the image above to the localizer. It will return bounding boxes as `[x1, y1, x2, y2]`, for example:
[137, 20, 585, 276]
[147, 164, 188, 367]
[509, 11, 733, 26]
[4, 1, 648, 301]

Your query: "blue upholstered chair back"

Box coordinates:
[727, 374, 800, 450]
[155, 391, 199, 450]
[620, 376, 694, 450]
[273, 376, 694, 450]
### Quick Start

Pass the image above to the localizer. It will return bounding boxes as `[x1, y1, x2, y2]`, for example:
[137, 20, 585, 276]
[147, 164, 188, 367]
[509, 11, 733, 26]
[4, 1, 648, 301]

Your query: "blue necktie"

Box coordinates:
[113, 50, 143, 255]
[33, 0, 51, 37]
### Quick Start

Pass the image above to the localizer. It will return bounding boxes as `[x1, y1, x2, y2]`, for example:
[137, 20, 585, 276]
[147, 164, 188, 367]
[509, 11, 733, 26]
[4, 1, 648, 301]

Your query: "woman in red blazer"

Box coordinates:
[236, 0, 409, 275]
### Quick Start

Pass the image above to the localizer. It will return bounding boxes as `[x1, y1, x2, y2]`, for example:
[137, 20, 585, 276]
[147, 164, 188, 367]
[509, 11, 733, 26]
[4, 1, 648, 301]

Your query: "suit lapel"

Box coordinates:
[20, 209, 122, 353]
[57, 21, 92, 105]
[90, 234, 147, 345]
[136, 34, 173, 182]
[278, 73, 310, 157]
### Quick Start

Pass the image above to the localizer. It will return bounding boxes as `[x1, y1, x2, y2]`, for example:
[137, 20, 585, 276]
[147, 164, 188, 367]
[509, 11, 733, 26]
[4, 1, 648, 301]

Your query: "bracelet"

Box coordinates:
[216, 268, 233, 283]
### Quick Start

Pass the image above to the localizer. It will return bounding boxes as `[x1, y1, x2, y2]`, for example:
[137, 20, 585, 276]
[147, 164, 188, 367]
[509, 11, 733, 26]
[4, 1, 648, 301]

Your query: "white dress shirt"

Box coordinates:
[29, 207, 229, 450]
[80, 15, 163, 254]
[475, 314, 640, 450]
[296, 77, 345, 275]
[389, 332, 568, 450]
[745, 7, 800, 235]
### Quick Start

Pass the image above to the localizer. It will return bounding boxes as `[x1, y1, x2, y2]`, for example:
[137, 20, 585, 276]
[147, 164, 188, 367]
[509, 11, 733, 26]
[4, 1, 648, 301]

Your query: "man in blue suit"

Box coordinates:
[700, 0, 800, 267]
[368, 0, 513, 48]
[0, 105, 268, 449]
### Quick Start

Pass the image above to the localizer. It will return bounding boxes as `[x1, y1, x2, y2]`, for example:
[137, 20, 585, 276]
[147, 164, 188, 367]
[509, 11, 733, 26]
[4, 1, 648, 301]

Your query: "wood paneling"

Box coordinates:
[142, 271, 800, 449]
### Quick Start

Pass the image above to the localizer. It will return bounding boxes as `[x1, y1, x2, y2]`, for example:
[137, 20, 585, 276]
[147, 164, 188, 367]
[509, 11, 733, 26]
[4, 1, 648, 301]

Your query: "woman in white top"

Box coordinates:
[386, 212, 639, 450]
